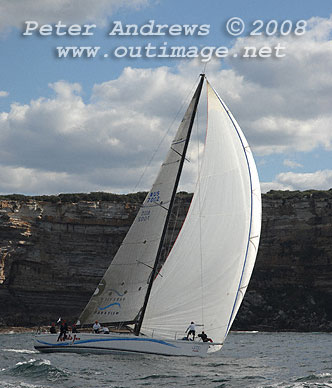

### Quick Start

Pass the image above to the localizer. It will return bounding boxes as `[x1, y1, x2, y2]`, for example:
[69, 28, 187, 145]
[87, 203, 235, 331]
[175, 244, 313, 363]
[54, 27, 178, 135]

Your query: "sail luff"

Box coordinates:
[134, 74, 205, 335]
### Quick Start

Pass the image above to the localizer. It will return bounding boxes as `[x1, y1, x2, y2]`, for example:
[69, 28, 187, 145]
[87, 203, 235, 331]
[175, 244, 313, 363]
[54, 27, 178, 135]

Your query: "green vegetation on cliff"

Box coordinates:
[0, 191, 193, 204]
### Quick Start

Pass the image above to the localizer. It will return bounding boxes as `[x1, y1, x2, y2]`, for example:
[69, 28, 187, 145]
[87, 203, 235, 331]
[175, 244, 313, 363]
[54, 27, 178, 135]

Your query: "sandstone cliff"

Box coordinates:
[0, 190, 331, 331]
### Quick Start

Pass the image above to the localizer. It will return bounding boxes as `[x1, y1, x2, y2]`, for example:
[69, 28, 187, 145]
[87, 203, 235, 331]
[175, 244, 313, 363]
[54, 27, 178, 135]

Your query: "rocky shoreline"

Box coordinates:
[1, 190, 332, 331]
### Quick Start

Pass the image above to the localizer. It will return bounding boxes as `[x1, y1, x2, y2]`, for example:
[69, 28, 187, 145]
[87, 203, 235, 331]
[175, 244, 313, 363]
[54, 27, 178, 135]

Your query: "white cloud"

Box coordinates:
[262, 170, 332, 193]
[0, 166, 71, 194]
[278, 170, 332, 190]
[1, 15, 332, 194]
[0, 0, 148, 33]
[0, 164, 155, 195]
[0, 67, 203, 195]
[0, 90, 9, 97]
[1, 52, 332, 194]
[260, 181, 292, 193]
[212, 15, 332, 156]
[283, 159, 303, 169]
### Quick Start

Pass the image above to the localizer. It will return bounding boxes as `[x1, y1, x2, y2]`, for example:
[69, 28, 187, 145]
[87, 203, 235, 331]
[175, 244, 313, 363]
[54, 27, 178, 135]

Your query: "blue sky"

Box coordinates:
[0, 0, 331, 195]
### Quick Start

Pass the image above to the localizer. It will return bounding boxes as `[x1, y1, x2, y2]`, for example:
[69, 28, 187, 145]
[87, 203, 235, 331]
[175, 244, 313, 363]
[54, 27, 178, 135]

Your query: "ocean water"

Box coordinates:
[0, 332, 331, 388]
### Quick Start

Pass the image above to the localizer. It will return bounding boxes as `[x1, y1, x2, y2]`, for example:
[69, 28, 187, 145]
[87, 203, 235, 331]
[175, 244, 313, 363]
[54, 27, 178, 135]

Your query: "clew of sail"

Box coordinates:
[141, 81, 261, 343]
[79, 79, 204, 326]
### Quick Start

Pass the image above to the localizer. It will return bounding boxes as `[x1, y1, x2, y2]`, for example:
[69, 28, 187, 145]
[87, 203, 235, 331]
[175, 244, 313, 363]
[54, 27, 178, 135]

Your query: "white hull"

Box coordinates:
[34, 333, 222, 357]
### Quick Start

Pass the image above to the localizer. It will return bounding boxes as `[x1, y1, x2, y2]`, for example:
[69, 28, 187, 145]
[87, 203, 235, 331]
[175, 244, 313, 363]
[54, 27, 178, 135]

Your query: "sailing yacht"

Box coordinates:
[34, 74, 261, 357]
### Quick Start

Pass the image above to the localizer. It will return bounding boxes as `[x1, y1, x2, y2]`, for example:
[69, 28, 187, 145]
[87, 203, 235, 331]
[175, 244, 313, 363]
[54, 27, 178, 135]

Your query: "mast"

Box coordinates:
[134, 74, 205, 335]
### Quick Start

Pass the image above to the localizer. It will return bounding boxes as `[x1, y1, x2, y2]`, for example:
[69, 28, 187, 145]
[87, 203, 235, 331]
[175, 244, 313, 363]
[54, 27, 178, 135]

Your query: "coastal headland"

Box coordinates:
[1, 190, 331, 331]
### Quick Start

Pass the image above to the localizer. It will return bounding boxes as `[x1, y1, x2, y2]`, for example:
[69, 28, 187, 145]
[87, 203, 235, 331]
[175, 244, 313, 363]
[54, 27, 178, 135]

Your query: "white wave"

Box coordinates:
[3, 349, 37, 354]
[39, 359, 51, 365]
[19, 383, 43, 388]
[15, 358, 36, 366]
[232, 330, 259, 334]
[257, 373, 332, 388]
[316, 372, 331, 378]
[14, 358, 52, 368]
[0, 382, 42, 388]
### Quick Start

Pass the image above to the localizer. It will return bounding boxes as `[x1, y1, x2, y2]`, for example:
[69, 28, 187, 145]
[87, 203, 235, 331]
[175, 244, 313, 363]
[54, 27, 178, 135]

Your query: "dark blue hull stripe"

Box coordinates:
[36, 337, 178, 348]
[34, 345, 190, 357]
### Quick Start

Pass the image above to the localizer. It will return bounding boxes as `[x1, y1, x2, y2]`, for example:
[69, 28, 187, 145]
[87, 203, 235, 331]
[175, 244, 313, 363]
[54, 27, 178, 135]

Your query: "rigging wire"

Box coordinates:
[202, 61, 208, 75]
[196, 80, 206, 328]
[197, 60, 209, 327]
[131, 75, 201, 193]
[196, 65, 211, 328]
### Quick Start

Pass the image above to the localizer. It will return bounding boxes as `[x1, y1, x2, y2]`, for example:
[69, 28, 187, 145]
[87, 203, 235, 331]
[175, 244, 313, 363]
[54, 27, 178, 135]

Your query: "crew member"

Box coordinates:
[50, 322, 56, 334]
[93, 320, 101, 333]
[72, 324, 79, 333]
[185, 321, 196, 340]
[57, 320, 68, 341]
[198, 331, 213, 342]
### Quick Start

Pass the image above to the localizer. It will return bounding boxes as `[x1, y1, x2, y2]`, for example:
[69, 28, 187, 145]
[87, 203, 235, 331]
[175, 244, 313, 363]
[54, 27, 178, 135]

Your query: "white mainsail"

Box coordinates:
[79, 78, 204, 325]
[141, 81, 261, 343]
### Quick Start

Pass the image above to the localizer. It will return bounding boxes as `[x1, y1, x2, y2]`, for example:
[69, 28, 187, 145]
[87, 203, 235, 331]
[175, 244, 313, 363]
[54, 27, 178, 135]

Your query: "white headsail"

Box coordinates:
[141, 81, 262, 343]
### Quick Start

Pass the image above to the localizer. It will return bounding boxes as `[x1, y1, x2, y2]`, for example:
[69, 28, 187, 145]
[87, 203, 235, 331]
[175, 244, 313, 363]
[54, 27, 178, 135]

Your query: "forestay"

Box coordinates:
[141, 81, 261, 342]
[79, 81, 203, 326]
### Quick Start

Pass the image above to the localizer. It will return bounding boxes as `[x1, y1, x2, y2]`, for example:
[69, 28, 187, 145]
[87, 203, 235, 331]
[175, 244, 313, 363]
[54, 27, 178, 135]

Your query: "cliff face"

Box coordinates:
[0, 190, 331, 331]
[235, 191, 332, 331]
[0, 198, 139, 325]
[0, 193, 190, 327]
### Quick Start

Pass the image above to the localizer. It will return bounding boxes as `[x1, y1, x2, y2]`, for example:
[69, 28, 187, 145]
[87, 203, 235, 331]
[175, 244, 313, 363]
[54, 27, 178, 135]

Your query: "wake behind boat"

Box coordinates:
[34, 74, 261, 357]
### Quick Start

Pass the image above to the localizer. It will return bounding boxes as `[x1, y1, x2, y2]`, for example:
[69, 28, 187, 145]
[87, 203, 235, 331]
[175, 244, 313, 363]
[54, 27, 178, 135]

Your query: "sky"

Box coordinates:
[0, 0, 331, 195]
